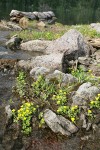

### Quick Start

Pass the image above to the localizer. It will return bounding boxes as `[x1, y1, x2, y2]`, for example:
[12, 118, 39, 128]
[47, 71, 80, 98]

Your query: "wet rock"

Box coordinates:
[44, 109, 78, 136]
[30, 66, 50, 78]
[72, 82, 100, 106]
[20, 40, 51, 53]
[46, 70, 77, 86]
[6, 35, 22, 50]
[90, 23, 100, 33]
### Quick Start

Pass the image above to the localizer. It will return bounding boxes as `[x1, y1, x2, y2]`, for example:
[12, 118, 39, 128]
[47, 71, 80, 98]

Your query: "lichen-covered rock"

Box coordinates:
[44, 109, 78, 136]
[72, 82, 100, 106]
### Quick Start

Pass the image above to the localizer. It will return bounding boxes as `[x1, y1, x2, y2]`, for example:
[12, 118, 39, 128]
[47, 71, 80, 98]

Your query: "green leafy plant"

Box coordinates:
[90, 94, 100, 109]
[38, 112, 45, 128]
[71, 68, 100, 84]
[12, 102, 37, 135]
[32, 75, 56, 100]
[52, 89, 67, 105]
[57, 105, 80, 123]
[16, 71, 27, 97]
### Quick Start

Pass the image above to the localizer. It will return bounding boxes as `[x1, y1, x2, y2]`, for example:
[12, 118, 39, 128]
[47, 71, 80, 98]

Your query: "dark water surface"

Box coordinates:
[0, 0, 100, 25]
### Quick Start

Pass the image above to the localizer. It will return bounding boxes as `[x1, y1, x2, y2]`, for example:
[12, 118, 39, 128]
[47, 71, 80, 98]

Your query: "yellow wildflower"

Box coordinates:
[90, 101, 94, 104]
[12, 109, 15, 112]
[71, 117, 75, 122]
[88, 69, 92, 73]
[59, 90, 62, 93]
[95, 97, 99, 101]
[88, 109, 92, 114]
[98, 94, 100, 97]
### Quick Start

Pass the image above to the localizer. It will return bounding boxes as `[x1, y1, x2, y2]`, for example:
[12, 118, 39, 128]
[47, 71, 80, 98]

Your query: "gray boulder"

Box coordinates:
[30, 66, 50, 78]
[78, 57, 92, 66]
[46, 29, 93, 55]
[46, 70, 78, 86]
[20, 40, 51, 53]
[44, 109, 78, 136]
[45, 29, 94, 73]
[6, 35, 22, 50]
[61, 30, 94, 72]
[72, 82, 100, 106]
[90, 23, 100, 33]
[18, 53, 62, 71]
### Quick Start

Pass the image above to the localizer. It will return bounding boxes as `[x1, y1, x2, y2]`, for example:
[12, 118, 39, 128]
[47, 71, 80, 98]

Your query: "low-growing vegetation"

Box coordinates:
[10, 21, 100, 41]
[11, 69, 100, 135]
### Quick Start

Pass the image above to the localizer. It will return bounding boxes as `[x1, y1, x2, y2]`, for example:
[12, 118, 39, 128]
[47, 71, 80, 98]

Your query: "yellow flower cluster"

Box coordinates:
[52, 89, 67, 105]
[17, 102, 36, 120]
[90, 93, 100, 109]
[71, 105, 78, 111]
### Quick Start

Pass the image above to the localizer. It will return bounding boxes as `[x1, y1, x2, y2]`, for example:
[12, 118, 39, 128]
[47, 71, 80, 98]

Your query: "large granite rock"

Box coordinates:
[46, 70, 78, 86]
[21, 40, 51, 53]
[30, 66, 50, 78]
[46, 29, 93, 54]
[44, 109, 78, 136]
[72, 82, 100, 106]
[18, 53, 62, 71]
[18, 29, 94, 72]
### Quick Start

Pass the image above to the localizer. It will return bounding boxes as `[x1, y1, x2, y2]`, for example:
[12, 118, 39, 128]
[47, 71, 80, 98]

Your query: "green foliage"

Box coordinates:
[87, 109, 93, 119]
[12, 102, 37, 135]
[38, 112, 45, 128]
[32, 75, 56, 100]
[16, 71, 26, 97]
[11, 29, 63, 41]
[57, 105, 80, 123]
[90, 94, 100, 109]
[12, 70, 100, 135]
[52, 89, 67, 105]
[71, 68, 100, 84]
